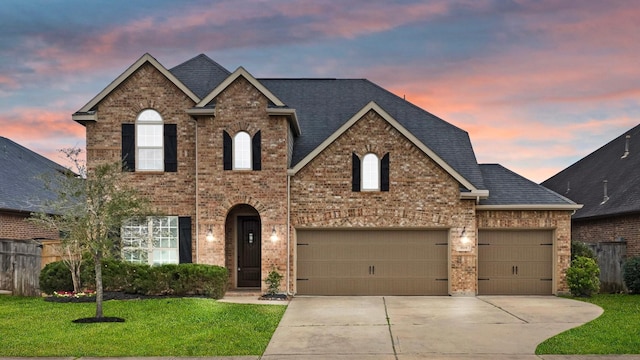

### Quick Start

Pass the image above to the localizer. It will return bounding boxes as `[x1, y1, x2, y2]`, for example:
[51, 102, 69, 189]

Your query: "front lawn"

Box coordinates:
[536, 294, 640, 354]
[0, 295, 286, 356]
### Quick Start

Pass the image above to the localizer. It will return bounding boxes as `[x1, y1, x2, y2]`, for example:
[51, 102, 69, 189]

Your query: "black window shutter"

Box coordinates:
[121, 124, 135, 172]
[178, 217, 192, 263]
[223, 131, 232, 170]
[381, 153, 390, 192]
[252, 131, 261, 170]
[352, 152, 361, 192]
[164, 124, 177, 172]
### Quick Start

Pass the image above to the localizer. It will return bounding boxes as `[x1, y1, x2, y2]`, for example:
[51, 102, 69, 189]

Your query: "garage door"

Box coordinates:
[296, 229, 448, 295]
[478, 230, 553, 295]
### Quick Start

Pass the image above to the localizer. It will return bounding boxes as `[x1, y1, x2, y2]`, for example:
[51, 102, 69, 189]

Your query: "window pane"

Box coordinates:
[138, 149, 163, 170]
[362, 153, 380, 190]
[233, 132, 251, 169]
[121, 216, 179, 265]
[137, 124, 163, 146]
[137, 109, 162, 122]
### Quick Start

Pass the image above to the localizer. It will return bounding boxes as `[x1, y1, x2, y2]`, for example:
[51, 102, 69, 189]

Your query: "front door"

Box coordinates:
[237, 216, 261, 287]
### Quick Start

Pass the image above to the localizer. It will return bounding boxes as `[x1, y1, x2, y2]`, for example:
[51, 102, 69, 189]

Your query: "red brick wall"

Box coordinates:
[573, 214, 640, 258]
[0, 212, 59, 241]
[290, 110, 477, 295]
[476, 210, 574, 294]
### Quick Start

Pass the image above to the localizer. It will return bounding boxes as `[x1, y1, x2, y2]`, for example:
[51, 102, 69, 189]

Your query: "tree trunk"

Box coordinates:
[71, 263, 81, 293]
[94, 252, 103, 318]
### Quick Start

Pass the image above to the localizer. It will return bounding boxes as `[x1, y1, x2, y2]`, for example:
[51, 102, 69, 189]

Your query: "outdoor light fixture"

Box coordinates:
[205, 228, 214, 242]
[270, 226, 279, 242]
[457, 226, 471, 252]
[461, 227, 470, 245]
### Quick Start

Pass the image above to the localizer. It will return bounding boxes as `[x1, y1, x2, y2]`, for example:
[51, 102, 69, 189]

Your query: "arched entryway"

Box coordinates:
[225, 204, 261, 289]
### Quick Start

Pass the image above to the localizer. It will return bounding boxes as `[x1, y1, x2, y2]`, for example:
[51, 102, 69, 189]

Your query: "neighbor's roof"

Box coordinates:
[478, 164, 580, 209]
[542, 123, 640, 219]
[0, 137, 69, 214]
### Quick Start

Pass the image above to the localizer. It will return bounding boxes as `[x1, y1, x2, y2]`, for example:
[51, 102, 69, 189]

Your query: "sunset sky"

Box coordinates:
[1, 0, 638, 183]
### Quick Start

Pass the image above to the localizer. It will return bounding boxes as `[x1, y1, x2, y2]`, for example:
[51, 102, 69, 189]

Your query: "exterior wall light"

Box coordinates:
[205, 228, 215, 242]
[270, 226, 279, 242]
[457, 227, 472, 252]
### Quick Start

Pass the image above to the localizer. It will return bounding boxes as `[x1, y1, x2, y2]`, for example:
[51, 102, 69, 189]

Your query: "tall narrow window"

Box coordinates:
[136, 109, 163, 171]
[233, 131, 251, 169]
[362, 153, 380, 190]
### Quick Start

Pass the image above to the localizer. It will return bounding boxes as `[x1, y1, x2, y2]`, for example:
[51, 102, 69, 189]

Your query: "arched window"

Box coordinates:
[233, 131, 252, 169]
[362, 153, 380, 190]
[136, 109, 164, 171]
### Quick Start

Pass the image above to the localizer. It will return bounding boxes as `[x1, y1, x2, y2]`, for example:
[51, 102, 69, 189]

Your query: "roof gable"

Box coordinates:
[169, 54, 231, 99]
[196, 67, 285, 107]
[73, 53, 200, 120]
[542, 123, 640, 218]
[289, 101, 482, 192]
[0, 137, 70, 214]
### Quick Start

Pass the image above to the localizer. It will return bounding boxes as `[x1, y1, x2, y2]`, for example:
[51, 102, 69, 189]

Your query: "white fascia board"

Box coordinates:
[196, 67, 285, 108]
[186, 108, 216, 116]
[289, 101, 480, 192]
[476, 204, 584, 211]
[72, 112, 97, 122]
[77, 53, 200, 113]
[460, 190, 489, 199]
[267, 108, 301, 136]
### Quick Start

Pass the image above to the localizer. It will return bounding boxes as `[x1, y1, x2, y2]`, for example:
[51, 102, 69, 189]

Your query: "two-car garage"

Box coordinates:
[295, 229, 554, 296]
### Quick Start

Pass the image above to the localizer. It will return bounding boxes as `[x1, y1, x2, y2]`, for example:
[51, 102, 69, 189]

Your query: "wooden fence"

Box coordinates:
[0, 239, 42, 296]
[587, 241, 627, 293]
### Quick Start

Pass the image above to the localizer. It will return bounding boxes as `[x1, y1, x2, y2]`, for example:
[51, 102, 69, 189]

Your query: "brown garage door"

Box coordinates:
[478, 230, 553, 295]
[296, 229, 448, 295]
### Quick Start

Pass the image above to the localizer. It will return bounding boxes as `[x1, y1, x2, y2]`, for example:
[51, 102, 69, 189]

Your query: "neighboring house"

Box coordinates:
[0, 137, 67, 295]
[0, 137, 64, 243]
[72, 53, 580, 296]
[543, 124, 640, 258]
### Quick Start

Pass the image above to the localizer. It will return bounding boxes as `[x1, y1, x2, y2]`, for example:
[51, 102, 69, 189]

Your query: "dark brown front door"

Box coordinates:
[237, 216, 261, 287]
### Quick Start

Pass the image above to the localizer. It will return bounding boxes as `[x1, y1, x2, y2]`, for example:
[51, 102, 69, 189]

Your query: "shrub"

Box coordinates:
[39, 260, 228, 299]
[566, 256, 600, 297]
[39, 261, 73, 295]
[623, 256, 640, 294]
[264, 269, 284, 295]
[571, 241, 596, 261]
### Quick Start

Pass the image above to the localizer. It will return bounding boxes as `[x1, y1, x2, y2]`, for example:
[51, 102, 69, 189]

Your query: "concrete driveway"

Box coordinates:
[262, 296, 603, 359]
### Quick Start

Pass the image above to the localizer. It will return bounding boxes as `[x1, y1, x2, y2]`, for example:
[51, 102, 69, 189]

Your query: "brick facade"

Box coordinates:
[0, 211, 59, 241]
[572, 214, 640, 258]
[476, 210, 573, 294]
[79, 56, 575, 296]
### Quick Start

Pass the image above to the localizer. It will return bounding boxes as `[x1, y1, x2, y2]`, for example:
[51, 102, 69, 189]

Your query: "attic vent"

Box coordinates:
[621, 134, 631, 159]
[600, 180, 610, 205]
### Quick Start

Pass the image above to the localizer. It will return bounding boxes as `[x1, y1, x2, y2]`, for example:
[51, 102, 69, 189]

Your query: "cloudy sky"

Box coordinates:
[1, 0, 638, 183]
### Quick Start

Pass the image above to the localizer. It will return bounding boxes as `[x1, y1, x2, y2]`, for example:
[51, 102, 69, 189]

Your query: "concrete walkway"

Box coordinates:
[262, 296, 607, 359]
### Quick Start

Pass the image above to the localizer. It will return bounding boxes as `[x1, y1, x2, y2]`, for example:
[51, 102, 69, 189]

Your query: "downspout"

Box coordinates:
[194, 118, 199, 263]
[286, 173, 291, 295]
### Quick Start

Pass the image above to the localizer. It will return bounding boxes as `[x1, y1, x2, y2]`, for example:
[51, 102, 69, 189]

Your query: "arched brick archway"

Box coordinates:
[225, 204, 261, 289]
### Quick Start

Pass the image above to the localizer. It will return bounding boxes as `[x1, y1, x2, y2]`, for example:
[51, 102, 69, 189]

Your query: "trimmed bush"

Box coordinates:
[623, 256, 640, 294]
[571, 241, 596, 261]
[566, 256, 600, 297]
[39, 260, 228, 299]
[39, 261, 74, 294]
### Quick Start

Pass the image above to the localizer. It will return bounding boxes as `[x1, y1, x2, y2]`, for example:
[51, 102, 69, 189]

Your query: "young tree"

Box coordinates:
[32, 148, 149, 319]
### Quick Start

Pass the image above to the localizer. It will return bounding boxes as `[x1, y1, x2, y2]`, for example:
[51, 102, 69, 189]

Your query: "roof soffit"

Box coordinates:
[288, 101, 480, 192]
[75, 53, 200, 114]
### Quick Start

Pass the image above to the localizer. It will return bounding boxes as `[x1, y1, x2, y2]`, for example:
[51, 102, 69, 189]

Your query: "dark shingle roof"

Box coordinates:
[169, 54, 231, 99]
[479, 164, 577, 206]
[0, 137, 69, 214]
[542, 124, 640, 219]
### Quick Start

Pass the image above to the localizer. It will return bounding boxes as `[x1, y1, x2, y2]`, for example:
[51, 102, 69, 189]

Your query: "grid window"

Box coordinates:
[233, 131, 251, 169]
[362, 153, 380, 190]
[136, 109, 164, 171]
[121, 216, 179, 265]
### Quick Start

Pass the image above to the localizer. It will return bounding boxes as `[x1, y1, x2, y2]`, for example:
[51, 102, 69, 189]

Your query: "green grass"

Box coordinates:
[536, 294, 640, 354]
[0, 296, 286, 356]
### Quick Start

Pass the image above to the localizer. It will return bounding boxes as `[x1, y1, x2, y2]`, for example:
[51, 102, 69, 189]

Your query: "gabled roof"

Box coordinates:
[169, 54, 231, 99]
[290, 101, 485, 194]
[73, 53, 200, 123]
[478, 164, 581, 210]
[196, 66, 286, 107]
[0, 137, 70, 214]
[542, 124, 640, 219]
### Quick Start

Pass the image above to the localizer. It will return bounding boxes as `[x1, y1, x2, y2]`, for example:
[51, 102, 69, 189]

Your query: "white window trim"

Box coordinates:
[233, 131, 252, 170]
[136, 109, 164, 172]
[362, 153, 380, 191]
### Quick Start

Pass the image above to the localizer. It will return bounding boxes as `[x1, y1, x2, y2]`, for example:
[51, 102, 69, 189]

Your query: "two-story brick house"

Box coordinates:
[72, 53, 580, 296]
